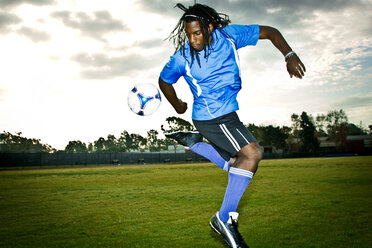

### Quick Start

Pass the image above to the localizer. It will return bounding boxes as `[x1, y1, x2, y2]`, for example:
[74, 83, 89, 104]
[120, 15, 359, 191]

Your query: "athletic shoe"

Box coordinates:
[164, 131, 203, 148]
[210, 211, 249, 248]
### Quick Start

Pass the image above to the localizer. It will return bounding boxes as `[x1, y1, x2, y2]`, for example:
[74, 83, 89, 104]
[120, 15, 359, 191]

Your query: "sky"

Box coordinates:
[0, 0, 371, 150]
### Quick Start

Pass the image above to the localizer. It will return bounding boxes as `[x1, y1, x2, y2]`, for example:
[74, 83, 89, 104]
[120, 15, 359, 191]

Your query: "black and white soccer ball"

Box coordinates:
[127, 83, 161, 116]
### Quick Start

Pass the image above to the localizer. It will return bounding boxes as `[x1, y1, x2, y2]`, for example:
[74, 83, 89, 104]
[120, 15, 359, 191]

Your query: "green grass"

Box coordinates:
[0, 156, 371, 247]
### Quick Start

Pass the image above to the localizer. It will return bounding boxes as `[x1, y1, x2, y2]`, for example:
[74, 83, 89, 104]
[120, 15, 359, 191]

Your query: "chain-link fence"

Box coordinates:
[0, 152, 208, 167]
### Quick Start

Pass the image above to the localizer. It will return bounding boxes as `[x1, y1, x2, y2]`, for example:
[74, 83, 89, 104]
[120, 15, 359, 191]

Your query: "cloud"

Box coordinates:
[0, 86, 7, 98]
[71, 52, 156, 79]
[326, 95, 372, 125]
[51, 10, 128, 42]
[139, 0, 369, 30]
[0, 11, 22, 30]
[137, 0, 186, 17]
[330, 95, 372, 109]
[16, 26, 51, 42]
[135, 38, 166, 49]
[0, 0, 56, 9]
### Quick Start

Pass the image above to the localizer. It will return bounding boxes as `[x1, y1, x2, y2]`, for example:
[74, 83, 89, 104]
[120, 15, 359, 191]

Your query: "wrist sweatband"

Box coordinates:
[285, 51, 296, 61]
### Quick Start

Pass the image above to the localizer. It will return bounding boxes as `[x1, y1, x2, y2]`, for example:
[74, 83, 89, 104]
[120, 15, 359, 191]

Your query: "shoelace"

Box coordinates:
[230, 217, 244, 241]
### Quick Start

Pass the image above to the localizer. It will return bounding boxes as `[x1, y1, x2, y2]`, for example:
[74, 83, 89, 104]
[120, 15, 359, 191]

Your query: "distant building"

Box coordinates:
[266, 135, 372, 155]
[315, 135, 371, 155]
[345, 135, 372, 154]
[318, 137, 337, 153]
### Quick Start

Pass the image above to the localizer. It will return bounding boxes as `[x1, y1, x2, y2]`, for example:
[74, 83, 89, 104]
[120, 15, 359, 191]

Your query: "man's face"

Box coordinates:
[185, 20, 212, 51]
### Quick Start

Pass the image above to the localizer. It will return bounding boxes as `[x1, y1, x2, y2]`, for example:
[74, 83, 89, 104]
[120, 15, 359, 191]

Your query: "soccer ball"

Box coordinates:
[127, 83, 162, 116]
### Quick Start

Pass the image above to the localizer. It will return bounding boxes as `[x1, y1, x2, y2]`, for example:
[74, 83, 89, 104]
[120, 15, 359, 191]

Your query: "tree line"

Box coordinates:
[0, 109, 369, 154]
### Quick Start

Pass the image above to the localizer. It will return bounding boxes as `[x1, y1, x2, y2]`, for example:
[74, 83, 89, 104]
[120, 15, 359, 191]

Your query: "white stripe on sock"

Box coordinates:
[219, 124, 240, 152]
[230, 170, 254, 178]
[223, 160, 229, 171]
[230, 167, 254, 178]
[232, 171, 254, 178]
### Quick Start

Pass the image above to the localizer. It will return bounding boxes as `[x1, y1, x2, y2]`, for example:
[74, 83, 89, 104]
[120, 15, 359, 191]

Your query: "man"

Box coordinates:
[159, 3, 305, 248]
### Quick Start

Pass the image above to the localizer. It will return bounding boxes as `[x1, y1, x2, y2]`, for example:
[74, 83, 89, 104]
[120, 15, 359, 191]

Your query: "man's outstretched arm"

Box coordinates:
[158, 77, 188, 114]
[259, 25, 306, 79]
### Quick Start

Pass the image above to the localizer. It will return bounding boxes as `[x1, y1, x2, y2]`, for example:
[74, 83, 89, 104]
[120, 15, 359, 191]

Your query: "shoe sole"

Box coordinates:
[209, 221, 221, 235]
[164, 131, 200, 136]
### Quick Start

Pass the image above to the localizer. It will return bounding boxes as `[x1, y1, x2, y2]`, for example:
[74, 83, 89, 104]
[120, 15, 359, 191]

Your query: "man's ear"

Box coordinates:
[208, 23, 214, 32]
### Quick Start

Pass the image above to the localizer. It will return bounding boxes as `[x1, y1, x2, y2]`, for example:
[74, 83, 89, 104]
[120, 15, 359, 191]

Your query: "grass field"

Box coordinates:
[0, 156, 371, 247]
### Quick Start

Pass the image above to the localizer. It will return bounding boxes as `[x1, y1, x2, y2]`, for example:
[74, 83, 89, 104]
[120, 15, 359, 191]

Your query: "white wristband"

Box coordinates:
[285, 51, 296, 60]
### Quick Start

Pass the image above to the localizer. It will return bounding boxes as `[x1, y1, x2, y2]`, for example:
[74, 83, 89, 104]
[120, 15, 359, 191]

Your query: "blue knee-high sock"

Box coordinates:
[219, 167, 254, 223]
[190, 142, 231, 171]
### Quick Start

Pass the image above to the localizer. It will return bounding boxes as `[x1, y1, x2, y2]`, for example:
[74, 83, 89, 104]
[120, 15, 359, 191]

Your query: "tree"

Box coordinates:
[161, 116, 195, 133]
[259, 125, 288, 151]
[94, 137, 106, 152]
[299, 112, 319, 153]
[281, 126, 292, 152]
[291, 113, 301, 138]
[105, 134, 118, 152]
[0, 131, 54, 153]
[245, 124, 288, 152]
[146, 129, 161, 152]
[281, 126, 292, 138]
[325, 109, 348, 150]
[65, 140, 87, 153]
[245, 123, 260, 141]
[87, 142, 94, 152]
[287, 114, 302, 152]
[129, 133, 147, 151]
[315, 114, 327, 137]
[158, 136, 174, 151]
[118, 131, 131, 152]
[348, 123, 367, 135]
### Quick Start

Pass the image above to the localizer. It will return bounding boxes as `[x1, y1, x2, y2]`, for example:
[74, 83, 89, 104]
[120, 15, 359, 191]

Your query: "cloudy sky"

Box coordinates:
[0, 0, 371, 150]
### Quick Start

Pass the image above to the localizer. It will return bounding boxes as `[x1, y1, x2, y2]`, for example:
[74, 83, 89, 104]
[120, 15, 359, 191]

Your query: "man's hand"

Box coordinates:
[176, 99, 187, 114]
[259, 26, 306, 79]
[286, 54, 306, 79]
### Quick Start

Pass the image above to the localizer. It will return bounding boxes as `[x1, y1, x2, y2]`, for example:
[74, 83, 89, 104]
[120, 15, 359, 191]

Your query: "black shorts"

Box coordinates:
[193, 112, 257, 161]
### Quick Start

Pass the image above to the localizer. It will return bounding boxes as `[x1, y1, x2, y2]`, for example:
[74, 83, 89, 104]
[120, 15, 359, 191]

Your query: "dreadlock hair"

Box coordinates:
[167, 3, 231, 67]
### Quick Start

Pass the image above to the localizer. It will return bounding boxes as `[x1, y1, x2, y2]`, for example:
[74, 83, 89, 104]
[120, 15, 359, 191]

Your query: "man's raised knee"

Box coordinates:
[254, 147, 263, 163]
[249, 142, 262, 162]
